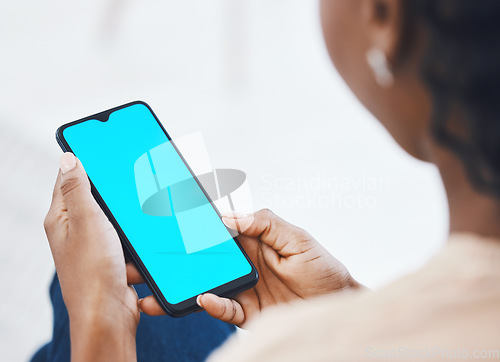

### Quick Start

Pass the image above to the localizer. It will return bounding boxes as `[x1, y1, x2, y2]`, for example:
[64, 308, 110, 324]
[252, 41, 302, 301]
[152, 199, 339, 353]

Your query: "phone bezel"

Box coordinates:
[55, 100, 259, 317]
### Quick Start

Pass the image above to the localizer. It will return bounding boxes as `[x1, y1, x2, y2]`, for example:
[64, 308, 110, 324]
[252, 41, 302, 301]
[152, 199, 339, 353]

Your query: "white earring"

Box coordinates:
[366, 48, 394, 88]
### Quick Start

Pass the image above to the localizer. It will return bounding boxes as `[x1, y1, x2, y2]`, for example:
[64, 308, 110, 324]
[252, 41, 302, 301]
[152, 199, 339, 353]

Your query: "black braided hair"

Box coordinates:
[407, 0, 500, 198]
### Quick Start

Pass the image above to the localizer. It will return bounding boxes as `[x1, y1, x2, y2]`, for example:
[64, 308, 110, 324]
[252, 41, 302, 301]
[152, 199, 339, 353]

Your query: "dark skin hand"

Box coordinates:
[44, 154, 139, 362]
[45, 153, 360, 362]
[129, 210, 361, 326]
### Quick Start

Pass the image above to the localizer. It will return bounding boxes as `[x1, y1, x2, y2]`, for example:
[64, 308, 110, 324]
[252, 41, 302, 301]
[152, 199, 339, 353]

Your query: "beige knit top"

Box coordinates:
[210, 234, 500, 361]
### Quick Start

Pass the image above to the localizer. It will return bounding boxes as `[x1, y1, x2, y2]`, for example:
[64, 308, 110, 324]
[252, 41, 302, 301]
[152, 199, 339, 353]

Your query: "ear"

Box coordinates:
[362, 0, 406, 67]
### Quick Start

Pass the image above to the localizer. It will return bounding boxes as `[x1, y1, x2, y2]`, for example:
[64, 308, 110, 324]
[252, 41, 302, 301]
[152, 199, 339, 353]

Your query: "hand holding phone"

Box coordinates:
[133, 209, 361, 327]
[53, 101, 258, 316]
[45, 153, 140, 360]
[46, 101, 355, 329]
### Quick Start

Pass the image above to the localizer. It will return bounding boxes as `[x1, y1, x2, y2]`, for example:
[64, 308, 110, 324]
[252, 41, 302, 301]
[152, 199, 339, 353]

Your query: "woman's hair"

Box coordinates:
[408, 0, 500, 197]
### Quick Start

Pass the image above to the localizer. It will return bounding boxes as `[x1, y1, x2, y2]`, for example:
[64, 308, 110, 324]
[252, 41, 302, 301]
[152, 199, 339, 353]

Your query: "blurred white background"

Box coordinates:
[0, 0, 448, 360]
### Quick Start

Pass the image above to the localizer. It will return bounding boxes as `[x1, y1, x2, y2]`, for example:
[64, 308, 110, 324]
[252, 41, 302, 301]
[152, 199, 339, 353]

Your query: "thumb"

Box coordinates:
[222, 209, 306, 257]
[197, 293, 245, 326]
[59, 152, 99, 220]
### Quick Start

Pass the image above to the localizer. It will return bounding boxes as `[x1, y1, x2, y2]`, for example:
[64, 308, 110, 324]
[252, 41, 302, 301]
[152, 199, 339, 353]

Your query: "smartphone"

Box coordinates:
[56, 101, 258, 317]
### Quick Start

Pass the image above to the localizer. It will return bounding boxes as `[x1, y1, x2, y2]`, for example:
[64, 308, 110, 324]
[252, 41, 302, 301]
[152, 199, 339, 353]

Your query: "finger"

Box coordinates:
[221, 209, 282, 239]
[221, 211, 254, 234]
[49, 171, 64, 212]
[197, 293, 245, 326]
[126, 263, 146, 285]
[222, 209, 307, 256]
[59, 153, 100, 221]
[44, 171, 65, 244]
[259, 241, 281, 271]
[138, 295, 167, 316]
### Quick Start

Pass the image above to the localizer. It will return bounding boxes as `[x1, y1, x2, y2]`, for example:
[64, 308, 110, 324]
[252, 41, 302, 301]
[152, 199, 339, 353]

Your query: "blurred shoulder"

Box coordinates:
[210, 233, 500, 361]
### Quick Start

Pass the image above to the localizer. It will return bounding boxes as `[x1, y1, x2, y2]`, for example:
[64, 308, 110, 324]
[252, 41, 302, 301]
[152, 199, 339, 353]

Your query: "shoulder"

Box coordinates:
[210, 235, 500, 361]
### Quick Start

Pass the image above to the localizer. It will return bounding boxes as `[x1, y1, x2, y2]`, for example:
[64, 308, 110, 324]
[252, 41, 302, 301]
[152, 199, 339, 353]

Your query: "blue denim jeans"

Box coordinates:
[31, 274, 235, 362]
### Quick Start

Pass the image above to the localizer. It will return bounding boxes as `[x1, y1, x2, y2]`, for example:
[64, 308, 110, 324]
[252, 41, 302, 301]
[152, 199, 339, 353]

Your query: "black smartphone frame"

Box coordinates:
[56, 100, 258, 317]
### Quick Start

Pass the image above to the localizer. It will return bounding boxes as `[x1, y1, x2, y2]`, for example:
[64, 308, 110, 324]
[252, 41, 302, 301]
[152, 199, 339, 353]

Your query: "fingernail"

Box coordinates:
[196, 295, 204, 308]
[222, 216, 240, 229]
[222, 214, 254, 232]
[221, 211, 248, 219]
[60, 153, 76, 174]
[138, 298, 144, 313]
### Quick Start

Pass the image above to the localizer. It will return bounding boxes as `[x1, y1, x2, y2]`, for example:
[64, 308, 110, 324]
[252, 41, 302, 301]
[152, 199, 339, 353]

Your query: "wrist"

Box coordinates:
[69, 300, 139, 332]
[68, 293, 139, 362]
[67, 283, 140, 329]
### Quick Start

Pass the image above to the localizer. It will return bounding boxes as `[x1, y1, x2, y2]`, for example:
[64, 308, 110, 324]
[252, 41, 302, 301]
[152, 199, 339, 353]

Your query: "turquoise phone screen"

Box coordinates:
[63, 104, 251, 304]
